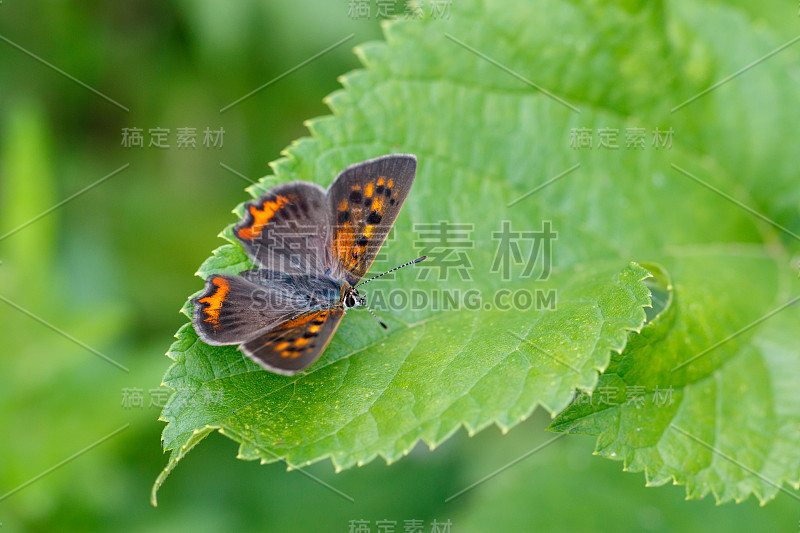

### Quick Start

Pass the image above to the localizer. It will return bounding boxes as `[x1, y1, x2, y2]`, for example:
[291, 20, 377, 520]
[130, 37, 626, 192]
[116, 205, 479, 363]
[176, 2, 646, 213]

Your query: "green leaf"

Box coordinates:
[551, 257, 800, 504]
[154, 0, 800, 505]
[153, 260, 652, 504]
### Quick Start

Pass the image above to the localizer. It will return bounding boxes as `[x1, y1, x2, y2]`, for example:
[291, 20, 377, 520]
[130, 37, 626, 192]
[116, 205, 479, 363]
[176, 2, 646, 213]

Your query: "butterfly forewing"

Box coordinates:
[239, 308, 344, 375]
[328, 154, 417, 285]
[234, 182, 334, 276]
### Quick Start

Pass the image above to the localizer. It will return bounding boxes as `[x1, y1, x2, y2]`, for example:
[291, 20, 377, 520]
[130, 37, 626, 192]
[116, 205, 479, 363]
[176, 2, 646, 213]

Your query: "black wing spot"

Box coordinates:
[384, 187, 391, 197]
[367, 211, 382, 224]
[338, 210, 351, 223]
[389, 198, 396, 206]
[364, 197, 372, 207]
[356, 237, 369, 247]
[349, 190, 362, 203]
[376, 185, 385, 195]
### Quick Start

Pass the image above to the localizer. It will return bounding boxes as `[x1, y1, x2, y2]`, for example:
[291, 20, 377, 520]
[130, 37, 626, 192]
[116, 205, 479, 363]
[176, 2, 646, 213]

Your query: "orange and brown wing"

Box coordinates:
[192, 272, 312, 346]
[239, 308, 344, 375]
[234, 181, 334, 276]
[328, 154, 417, 285]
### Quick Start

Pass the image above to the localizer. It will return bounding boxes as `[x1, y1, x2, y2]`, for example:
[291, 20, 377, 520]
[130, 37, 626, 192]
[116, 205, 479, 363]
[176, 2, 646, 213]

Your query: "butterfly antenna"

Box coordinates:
[356, 256, 427, 288]
[362, 301, 388, 330]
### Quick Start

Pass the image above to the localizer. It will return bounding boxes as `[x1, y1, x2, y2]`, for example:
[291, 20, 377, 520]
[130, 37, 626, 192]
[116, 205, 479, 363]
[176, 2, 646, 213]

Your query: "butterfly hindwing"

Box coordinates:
[192, 270, 328, 345]
[239, 308, 344, 375]
[234, 182, 334, 276]
[328, 154, 417, 285]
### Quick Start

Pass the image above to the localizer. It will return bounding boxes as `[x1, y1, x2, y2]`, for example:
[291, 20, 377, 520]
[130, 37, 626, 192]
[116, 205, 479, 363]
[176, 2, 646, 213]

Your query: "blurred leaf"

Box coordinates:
[666, 0, 800, 234]
[451, 414, 799, 533]
[0, 101, 57, 305]
[0, 99, 138, 530]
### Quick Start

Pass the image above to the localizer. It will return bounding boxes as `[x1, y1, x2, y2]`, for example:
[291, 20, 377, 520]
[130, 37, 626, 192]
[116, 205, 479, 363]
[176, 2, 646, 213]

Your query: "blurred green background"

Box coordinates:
[0, 1, 797, 532]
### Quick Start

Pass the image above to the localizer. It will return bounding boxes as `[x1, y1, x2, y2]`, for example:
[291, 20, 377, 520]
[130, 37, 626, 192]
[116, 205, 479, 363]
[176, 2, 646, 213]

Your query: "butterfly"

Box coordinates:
[192, 154, 425, 375]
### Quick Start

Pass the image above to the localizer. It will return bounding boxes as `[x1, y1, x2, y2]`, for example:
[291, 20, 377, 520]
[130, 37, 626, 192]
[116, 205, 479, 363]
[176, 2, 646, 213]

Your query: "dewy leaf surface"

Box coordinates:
[155, 0, 800, 504]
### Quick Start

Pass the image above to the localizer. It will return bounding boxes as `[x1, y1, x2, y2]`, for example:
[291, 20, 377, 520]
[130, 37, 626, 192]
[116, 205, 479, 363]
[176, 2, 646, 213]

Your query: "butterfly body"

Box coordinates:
[192, 154, 418, 375]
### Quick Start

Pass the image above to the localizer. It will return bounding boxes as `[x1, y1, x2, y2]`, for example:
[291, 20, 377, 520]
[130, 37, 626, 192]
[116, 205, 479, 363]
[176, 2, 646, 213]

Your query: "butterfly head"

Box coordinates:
[342, 287, 364, 310]
[340, 255, 427, 330]
[342, 285, 385, 329]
